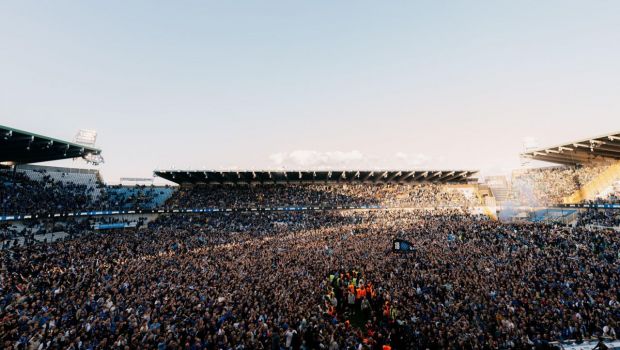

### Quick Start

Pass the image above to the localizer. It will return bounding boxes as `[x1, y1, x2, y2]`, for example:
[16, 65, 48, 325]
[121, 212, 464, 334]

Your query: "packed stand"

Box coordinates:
[1, 169, 174, 215]
[591, 185, 620, 205]
[576, 208, 620, 228]
[1, 216, 150, 250]
[511, 165, 608, 206]
[1, 209, 618, 349]
[0, 218, 92, 249]
[165, 184, 478, 209]
[104, 186, 174, 210]
[0, 170, 103, 215]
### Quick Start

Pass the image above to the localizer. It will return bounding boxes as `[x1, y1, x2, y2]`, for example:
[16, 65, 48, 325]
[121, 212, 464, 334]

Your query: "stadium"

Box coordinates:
[3, 2, 620, 349]
[1, 123, 620, 350]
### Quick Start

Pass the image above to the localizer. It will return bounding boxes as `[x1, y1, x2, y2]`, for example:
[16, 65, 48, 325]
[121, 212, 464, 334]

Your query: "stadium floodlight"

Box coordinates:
[74, 129, 98, 147]
[73, 129, 104, 165]
[83, 152, 104, 165]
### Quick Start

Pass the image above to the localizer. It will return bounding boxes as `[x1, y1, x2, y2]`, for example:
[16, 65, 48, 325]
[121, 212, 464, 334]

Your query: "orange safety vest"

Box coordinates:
[383, 345, 392, 350]
[356, 288, 363, 300]
[328, 306, 335, 316]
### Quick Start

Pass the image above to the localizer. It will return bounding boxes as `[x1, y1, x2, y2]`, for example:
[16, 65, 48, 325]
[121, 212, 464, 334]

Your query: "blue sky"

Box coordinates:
[1, 1, 619, 183]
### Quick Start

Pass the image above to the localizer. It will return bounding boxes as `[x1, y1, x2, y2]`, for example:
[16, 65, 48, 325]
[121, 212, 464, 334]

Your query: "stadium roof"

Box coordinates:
[521, 131, 620, 166]
[0, 125, 102, 165]
[155, 170, 478, 185]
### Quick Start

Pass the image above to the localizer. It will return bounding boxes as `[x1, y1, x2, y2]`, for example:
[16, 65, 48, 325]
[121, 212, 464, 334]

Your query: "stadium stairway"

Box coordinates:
[563, 160, 620, 204]
[485, 176, 511, 204]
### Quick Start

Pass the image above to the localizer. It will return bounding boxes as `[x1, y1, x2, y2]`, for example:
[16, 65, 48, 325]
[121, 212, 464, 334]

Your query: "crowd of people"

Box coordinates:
[2, 208, 619, 349]
[105, 185, 173, 210]
[511, 165, 608, 206]
[3, 164, 618, 215]
[574, 189, 620, 228]
[1, 218, 97, 249]
[0, 170, 172, 215]
[2, 165, 620, 349]
[576, 208, 620, 228]
[0, 171, 102, 215]
[2, 168, 477, 216]
[164, 184, 478, 209]
[592, 189, 620, 205]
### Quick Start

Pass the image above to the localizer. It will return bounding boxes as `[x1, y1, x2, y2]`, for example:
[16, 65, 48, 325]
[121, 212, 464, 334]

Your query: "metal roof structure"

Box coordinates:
[0, 125, 102, 164]
[154, 170, 478, 186]
[520, 131, 620, 166]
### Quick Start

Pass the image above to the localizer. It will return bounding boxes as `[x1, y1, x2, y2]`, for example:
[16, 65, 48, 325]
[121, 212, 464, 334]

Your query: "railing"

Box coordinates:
[586, 224, 620, 232]
[0, 205, 485, 222]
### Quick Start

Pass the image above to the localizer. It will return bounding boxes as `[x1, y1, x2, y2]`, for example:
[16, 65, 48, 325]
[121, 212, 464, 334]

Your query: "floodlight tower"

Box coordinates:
[74, 129, 104, 165]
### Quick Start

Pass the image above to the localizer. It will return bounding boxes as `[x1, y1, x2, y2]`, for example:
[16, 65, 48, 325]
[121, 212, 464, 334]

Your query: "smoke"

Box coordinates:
[497, 172, 543, 221]
[511, 175, 541, 207]
[522, 136, 539, 151]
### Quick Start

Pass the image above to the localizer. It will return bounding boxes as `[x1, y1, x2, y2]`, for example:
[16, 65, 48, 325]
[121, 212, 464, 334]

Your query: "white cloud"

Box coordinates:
[269, 150, 443, 170]
[394, 152, 408, 160]
[522, 136, 539, 150]
[392, 152, 433, 167]
[269, 150, 366, 168]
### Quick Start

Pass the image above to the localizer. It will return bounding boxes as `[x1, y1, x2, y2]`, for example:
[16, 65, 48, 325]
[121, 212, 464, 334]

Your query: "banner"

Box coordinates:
[393, 239, 415, 253]
[559, 203, 620, 209]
